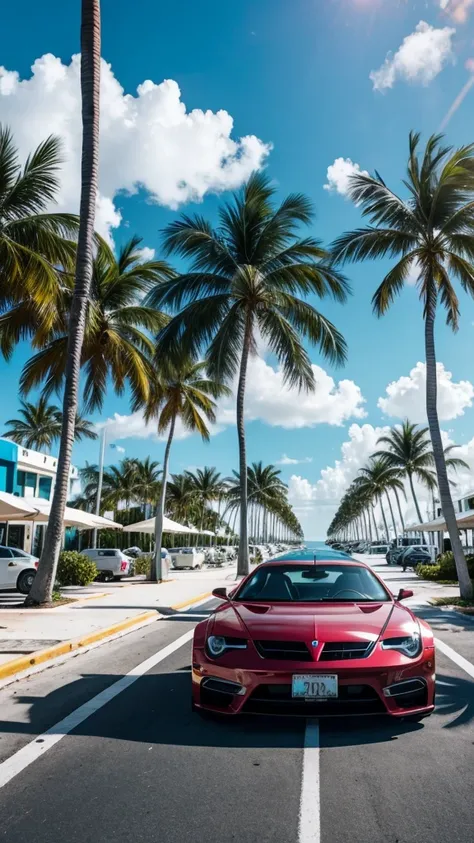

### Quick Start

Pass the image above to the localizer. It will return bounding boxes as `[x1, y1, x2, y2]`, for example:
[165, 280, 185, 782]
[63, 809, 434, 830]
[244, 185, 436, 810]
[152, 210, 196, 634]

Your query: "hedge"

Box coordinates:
[56, 551, 98, 587]
[416, 551, 474, 583]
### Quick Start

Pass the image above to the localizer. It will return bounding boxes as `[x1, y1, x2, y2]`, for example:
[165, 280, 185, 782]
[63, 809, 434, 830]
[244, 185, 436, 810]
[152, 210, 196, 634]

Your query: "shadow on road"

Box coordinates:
[416, 605, 474, 632]
[1, 666, 471, 750]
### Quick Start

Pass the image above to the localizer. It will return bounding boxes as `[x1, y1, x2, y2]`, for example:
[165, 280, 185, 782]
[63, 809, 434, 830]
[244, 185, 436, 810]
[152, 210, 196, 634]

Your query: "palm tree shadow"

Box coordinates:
[2, 668, 471, 751]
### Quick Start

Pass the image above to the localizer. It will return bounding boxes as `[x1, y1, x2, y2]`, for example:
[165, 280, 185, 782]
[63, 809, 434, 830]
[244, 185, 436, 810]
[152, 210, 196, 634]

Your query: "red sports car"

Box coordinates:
[191, 556, 435, 718]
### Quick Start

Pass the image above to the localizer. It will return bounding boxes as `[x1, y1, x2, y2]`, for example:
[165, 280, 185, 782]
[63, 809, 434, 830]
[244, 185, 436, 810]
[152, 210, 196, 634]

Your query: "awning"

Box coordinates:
[405, 508, 474, 533]
[8, 497, 122, 530]
[0, 491, 39, 520]
[123, 515, 200, 534]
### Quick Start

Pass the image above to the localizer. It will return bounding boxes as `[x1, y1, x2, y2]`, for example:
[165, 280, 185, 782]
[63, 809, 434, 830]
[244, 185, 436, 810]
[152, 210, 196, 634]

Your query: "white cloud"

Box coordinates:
[324, 157, 368, 197]
[95, 357, 366, 443]
[378, 362, 474, 421]
[370, 21, 456, 91]
[276, 454, 313, 466]
[289, 423, 390, 507]
[136, 246, 155, 262]
[97, 410, 224, 443]
[441, 0, 474, 23]
[0, 53, 270, 243]
[229, 357, 367, 429]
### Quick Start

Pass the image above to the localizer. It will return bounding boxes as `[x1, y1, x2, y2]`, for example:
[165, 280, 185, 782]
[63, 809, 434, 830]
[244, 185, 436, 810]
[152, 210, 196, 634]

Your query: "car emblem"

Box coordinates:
[311, 640, 319, 647]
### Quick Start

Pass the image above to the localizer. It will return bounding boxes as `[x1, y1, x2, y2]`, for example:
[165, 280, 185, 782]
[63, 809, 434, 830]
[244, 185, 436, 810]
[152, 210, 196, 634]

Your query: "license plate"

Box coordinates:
[292, 674, 338, 699]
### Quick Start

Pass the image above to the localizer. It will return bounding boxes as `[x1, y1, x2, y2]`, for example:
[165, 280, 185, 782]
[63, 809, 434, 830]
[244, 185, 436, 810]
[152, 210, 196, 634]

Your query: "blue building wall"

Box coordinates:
[0, 440, 18, 494]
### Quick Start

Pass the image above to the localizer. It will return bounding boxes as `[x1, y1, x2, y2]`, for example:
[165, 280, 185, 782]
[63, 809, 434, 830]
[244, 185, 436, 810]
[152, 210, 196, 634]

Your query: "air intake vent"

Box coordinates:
[319, 641, 373, 661]
[255, 640, 312, 661]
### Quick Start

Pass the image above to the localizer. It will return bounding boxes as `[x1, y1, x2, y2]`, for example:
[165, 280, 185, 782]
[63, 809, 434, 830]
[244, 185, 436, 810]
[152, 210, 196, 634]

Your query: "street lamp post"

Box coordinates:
[92, 426, 107, 547]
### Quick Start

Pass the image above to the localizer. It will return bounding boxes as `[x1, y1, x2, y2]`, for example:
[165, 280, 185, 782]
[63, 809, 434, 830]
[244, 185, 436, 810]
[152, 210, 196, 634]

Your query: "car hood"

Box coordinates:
[213, 601, 403, 644]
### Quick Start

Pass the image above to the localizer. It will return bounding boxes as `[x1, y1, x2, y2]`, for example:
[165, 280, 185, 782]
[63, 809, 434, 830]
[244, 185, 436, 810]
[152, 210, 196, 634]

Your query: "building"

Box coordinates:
[0, 438, 78, 552]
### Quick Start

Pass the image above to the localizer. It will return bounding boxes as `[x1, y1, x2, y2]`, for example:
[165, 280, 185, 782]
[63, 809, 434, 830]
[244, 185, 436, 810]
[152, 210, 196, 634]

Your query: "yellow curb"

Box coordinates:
[171, 591, 213, 611]
[0, 610, 158, 682]
[72, 592, 108, 603]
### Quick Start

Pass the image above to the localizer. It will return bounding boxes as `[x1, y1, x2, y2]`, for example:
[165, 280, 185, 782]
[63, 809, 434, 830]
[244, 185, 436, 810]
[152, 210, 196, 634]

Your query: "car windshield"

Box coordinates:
[234, 563, 391, 603]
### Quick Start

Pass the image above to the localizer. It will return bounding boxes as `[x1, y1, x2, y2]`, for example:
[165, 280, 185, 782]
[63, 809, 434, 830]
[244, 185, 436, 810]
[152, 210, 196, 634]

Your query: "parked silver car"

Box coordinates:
[81, 548, 132, 581]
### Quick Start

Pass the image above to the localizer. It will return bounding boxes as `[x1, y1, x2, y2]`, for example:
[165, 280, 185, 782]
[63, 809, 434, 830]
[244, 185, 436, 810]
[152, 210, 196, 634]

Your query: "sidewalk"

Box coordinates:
[355, 553, 461, 607]
[0, 566, 237, 680]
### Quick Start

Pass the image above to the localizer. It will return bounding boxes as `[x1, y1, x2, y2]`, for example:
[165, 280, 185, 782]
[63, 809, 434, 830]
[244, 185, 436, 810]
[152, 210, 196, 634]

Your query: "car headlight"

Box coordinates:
[206, 636, 247, 658]
[381, 630, 422, 658]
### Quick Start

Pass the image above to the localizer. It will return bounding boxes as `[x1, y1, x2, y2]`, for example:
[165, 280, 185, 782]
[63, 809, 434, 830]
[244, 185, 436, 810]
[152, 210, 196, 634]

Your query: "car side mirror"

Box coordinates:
[397, 588, 413, 601]
[212, 587, 230, 601]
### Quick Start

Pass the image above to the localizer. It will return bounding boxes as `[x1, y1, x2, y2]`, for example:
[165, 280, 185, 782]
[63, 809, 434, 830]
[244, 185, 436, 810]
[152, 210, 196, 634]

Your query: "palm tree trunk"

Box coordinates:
[408, 471, 424, 525]
[371, 504, 379, 541]
[365, 508, 372, 541]
[393, 487, 405, 532]
[378, 496, 389, 541]
[25, 0, 101, 606]
[385, 491, 397, 540]
[425, 306, 472, 598]
[151, 415, 176, 582]
[237, 314, 252, 576]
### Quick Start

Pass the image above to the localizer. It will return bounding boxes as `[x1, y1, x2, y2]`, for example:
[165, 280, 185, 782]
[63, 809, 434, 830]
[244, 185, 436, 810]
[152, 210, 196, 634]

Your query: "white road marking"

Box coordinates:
[435, 637, 474, 680]
[0, 628, 194, 790]
[172, 612, 209, 619]
[298, 719, 320, 843]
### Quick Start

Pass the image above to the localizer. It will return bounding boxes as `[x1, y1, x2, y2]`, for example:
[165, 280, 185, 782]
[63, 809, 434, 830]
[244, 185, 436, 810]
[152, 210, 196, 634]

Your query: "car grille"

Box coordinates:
[243, 684, 385, 716]
[254, 640, 312, 661]
[319, 641, 374, 661]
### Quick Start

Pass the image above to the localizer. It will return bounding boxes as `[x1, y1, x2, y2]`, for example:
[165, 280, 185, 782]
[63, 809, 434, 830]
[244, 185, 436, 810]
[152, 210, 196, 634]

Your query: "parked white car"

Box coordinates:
[170, 547, 205, 570]
[81, 548, 132, 581]
[0, 546, 39, 594]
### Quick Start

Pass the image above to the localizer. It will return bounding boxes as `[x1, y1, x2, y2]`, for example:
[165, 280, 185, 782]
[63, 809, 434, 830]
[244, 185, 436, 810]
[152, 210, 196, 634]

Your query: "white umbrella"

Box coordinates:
[123, 515, 199, 534]
[0, 491, 39, 521]
[9, 497, 122, 530]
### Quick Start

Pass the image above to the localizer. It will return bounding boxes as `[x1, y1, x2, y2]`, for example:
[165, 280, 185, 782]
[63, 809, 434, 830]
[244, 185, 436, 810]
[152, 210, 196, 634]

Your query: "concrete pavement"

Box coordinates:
[0, 558, 472, 842]
[0, 566, 238, 677]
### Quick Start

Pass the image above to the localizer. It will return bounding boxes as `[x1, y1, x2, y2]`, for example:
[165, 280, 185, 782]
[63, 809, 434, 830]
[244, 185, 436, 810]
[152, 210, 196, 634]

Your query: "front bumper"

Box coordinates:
[192, 648, 436, 717]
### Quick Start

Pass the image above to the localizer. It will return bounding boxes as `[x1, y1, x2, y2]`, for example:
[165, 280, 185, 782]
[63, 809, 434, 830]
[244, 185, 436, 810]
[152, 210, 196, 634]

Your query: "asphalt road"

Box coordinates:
[0, 565, 473, 843]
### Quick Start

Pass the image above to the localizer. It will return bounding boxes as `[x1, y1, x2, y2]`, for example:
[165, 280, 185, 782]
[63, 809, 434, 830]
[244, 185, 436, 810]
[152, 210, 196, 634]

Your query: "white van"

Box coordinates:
[81, 548, 132, 581]
[170, 547, 205, 570]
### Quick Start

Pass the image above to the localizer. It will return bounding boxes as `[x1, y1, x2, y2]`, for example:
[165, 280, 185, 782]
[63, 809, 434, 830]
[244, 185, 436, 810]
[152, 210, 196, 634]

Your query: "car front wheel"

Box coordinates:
[17, 570, 36, 594]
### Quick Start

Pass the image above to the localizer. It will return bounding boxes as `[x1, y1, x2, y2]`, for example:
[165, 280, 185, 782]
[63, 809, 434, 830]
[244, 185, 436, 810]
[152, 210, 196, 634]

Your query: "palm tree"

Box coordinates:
[184, 467, 226, 532]
[355, 459, 406, 542]
[0, 126, 79, 314]
[166, 473, 200, 525]
[374, 420, 469, 524]
[129, 457, 161, 517]
[14, 237, 172, 412]
[148, 173, 348, 575]
[143, 359, 231, 581]
[4, 397, 97, 453]
[224, 462, 299, 544]
[332, 131, 474, 596]
[25, 0, 102, 607]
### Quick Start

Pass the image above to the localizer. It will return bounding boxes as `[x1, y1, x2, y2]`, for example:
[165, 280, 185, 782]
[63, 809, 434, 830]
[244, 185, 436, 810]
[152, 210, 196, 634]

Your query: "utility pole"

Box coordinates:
[92, 426, 107, 547]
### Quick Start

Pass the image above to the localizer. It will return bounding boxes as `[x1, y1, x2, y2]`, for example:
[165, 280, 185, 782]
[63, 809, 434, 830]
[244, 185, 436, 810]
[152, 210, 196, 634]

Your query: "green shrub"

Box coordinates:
[56, 551, 98, 587]
[437, 551, 474, 580]
[415, 564, 443, 582]
[134, 554, 153, 576]
[415, 552, 474, 584]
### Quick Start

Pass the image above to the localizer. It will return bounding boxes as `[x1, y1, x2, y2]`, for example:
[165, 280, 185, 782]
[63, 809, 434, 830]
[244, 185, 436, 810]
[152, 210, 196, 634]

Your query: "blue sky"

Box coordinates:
[2, 0, 474, 537]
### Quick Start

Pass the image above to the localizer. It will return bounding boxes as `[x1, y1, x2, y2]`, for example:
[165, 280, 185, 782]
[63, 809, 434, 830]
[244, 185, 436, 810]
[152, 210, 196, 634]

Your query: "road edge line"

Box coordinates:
[434, 636, 474, 679]
[0, 628, 195, 790]
[170, 591, 212, 611]
[0, 611, 158, 682]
